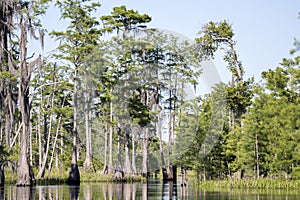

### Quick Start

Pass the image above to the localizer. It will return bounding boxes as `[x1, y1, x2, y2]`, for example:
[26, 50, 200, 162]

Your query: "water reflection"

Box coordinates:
[69, 186, 80, 200]
[0, 187, 4, 199]
[16, 187, 35, 200]
[2, 181, 300, 199]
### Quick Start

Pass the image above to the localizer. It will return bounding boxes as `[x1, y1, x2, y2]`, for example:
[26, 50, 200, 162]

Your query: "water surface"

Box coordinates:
[1, 180, 300, 199]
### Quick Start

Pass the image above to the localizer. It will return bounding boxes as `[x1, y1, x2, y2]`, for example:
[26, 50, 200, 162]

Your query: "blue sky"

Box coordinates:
[39, 0, 300, 83]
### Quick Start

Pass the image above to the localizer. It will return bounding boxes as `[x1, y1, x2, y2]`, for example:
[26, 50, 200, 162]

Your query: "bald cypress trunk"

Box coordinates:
[67, 67, 80, 185]
[123, 131, 132, 175]
[142, 128, 148, 177]
[16, 15, 35, 186]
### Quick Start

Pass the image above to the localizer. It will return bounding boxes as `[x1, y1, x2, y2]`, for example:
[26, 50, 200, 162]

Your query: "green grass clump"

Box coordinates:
[81, 173, 114, 182]
[199, 179, 300, 189]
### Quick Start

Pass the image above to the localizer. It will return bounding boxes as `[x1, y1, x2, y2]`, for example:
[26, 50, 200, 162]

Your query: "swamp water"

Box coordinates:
[1, 179, 300, 199]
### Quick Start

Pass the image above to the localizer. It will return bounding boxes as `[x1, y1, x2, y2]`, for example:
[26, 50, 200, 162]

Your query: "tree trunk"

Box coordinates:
[167, 109, 175, 180]
[4, 94, 12, 147]
[36, 113, 52, 178]
[123, 132, 132, 175]
[84, 91, 92, 168]
[102, 123, 108, 174]
[157, 105, 167, 180]
[29, 110, 33, 166]
[180, 167, 187, 197]
[37, 90, 56, 178]
[38, 107, 42, 169]
[0, 2, 14, 149]
[48, 115, 62, 173]
[108, 99, 114, 174]
[131, 129, 136, 174]
[115, 126, 122, 173]
[16, 15, 35, 187]
[168, 165, 177, 182]
[67, 67, 80, 185]
[142, 128, 148, 177]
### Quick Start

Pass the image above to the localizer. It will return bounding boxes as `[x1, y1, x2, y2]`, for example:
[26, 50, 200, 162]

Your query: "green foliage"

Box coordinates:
[196, 20, 234, 58]
[1, 0, 300, 186]
[51, 0, 102, 66]
[101, 5, 151, 36]
[0, 146, 9, 163]
[291, 167, 300, 179]
[225, 78, 254, 119]
[200, 179, 300, 189]
[128, 90, 151, 127]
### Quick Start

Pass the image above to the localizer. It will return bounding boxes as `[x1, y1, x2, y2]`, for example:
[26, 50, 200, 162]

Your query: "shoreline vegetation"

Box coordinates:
[0, 1, 299, 187]
[198, 179, 300, 190]
[4, 168, 300, 190]
[4, 169, 147, 185]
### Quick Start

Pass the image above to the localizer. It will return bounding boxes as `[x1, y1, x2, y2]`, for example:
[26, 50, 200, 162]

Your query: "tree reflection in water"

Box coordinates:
[69, 186, 79, 200]
[2, 182, 178, 199]
[3, 181, 300, 199]
[0, 186, 4, 199]
[16, 186, 35, 200]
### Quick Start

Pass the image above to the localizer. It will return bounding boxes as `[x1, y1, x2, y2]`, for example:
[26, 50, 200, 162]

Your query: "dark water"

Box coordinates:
[1, 180, 300, 199]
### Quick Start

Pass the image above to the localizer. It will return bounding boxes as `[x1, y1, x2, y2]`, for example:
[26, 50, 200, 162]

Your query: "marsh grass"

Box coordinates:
[4, 168, 146, 185]
[198, 179, 300, 189]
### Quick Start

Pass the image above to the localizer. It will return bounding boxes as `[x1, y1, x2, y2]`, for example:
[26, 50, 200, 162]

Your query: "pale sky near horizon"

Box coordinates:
[38, 0, 300, 84]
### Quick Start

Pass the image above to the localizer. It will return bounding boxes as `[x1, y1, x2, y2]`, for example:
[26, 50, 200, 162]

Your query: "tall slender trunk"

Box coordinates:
[48, 115, 62, 172]
[5, 93, 13, 147]
[84, 83, 92, 168]
[16, 16, 35, 186]
[29, 110, 33, 166]
[131, 129, 136, 174]
[0, 3, 12, 148]
[36, 113, 52, 178]
[84, 95, 91, 168]
[167, 109, 174, 180]
[108, 98, 114, 174]
[103, 123, 108, 174]
[37, 106, 42, 169]
[37, 83, 57, 178]
[116, 126, 122, 171]
[157, 104, 167, 180]
[113, 126, 123, 181]
[123, 131, 132, 175]
[48, 95, 66, 172]
[67, 67, 80, 185]
[142, 128, 148, 177]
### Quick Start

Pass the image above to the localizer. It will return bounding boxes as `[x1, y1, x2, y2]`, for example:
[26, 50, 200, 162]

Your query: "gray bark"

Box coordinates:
[131, 129, 136, 174]
[83, 90, 92, 168]
[123, 132, 132, 175]
[157, 105, 167, 180]
[142, 128, 148, 177]
[67, 67, 80, 185]
[16, 15, 35, 187]
[108, 100, 114, 174]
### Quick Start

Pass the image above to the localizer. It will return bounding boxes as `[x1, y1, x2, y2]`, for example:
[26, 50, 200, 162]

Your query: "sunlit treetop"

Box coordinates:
[100, 5, 152, 37]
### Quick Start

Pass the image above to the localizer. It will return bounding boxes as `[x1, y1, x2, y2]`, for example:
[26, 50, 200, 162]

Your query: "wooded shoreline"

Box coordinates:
[0, 1, 299, 187]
